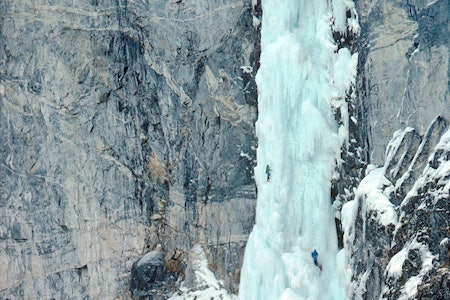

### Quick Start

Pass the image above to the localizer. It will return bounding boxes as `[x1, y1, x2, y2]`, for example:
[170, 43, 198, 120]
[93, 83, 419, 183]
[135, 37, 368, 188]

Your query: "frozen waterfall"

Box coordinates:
[239, 0, 358, 299]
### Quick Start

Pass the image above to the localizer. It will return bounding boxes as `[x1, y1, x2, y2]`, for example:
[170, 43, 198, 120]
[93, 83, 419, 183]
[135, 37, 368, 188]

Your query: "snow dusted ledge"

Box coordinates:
[169, 245, 236, 300]
[343, 117, 450, 300]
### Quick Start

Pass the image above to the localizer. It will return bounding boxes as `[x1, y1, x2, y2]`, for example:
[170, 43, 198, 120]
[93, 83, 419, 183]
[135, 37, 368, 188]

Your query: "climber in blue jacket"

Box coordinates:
[311, 249, 318, 266]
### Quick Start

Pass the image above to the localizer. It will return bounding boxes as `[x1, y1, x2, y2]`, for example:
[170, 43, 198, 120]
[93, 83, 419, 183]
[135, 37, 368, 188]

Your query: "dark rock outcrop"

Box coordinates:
[131, 251, 168, 298]
[130, 249, 186, 299]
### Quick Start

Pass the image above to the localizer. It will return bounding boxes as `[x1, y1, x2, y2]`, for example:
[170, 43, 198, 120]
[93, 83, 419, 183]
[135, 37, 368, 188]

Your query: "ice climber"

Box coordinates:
[266, 164, 271, 182]
[311, 249, 318, 266]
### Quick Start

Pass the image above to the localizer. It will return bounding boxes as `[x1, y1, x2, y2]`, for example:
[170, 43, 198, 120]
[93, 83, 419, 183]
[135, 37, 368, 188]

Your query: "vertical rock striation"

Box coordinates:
[341, 0, 450, 298]
[344, 118, 450, 299]
[354, 0, 449, 165]
[0, 0, 259, 298]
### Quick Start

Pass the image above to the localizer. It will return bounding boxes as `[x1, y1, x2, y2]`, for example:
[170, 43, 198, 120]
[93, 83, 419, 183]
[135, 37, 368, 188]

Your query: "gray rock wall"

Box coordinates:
[344, 117, 450, 299]
[341, 0, 450, 298]
[355, 0, 449, 165]
[0, 0, 259, 298]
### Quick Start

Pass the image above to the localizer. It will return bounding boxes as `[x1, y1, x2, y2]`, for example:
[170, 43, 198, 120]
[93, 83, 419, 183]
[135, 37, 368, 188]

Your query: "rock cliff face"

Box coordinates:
[340, 0, 450, 299]
[343, 117, 450, 300]
[355, 0, 449, 166]
[1, 0, 448, 298]
[0, 0, 259, 298]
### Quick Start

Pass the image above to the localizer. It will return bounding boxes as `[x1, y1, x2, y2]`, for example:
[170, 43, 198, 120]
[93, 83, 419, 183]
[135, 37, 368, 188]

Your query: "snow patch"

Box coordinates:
[386, 249, 408, 278]
[357, 167, 386, 194]
[170, 245, 236, 300]
[253, 16, 261, 28]
[240, 65, 253, 74]
[399, 276, 423, 300]
[332, 0, 360, 34]
[426, 0, 438, 8]
[354, 267, 371, 298]
[170, 287, 237, 300]
[333, 48, 358, 96]
[341, 199, 358, 239]
[401, 127, 450, 209]
[353, 167, 398, 227]
[341, 199, 358, 297]
[240, 151, 252, 160]
[384, 237, 438, 299]
[366, 191, 397, 226]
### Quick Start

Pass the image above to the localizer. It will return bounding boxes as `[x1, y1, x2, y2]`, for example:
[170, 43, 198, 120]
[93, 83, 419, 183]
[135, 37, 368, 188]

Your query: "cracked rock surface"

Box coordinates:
[355, 0, 449, 165]
[0, 0, 259, 298]
[340, 0, 450, 299]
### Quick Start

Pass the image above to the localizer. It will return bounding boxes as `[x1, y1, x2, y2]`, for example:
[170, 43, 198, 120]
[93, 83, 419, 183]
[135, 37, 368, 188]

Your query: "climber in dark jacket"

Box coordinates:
[311, 249, 318, 266]
[266, 164, 271, 182]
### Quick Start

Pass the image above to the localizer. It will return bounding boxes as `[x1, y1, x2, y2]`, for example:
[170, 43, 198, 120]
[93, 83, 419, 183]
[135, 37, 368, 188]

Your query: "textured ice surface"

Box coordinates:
[239, 0, 357, 299]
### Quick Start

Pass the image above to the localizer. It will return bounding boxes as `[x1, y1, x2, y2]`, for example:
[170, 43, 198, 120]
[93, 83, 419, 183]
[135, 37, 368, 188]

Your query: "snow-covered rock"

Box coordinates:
[169, 244, 236, 300]
[343, 117, 450, 300]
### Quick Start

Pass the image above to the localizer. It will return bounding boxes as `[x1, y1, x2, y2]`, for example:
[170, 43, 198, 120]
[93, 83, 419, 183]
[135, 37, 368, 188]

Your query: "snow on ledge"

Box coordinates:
[366, 190, 397, 227]
[332, 0, 360, 34]
[386, 248, 408, 279]
[358, 166, 398, 227]
[384, 237, 438, 299]
[169, 244, 236, 300]
[170, 286, 237, 300]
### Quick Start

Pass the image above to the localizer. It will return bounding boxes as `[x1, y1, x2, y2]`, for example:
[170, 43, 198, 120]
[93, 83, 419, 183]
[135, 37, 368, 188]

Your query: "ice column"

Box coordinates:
[239, 0, 357, 299]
